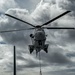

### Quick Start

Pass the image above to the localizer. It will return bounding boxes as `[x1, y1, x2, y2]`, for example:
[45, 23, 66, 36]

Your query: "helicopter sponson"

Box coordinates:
[29, 28, 49, 54]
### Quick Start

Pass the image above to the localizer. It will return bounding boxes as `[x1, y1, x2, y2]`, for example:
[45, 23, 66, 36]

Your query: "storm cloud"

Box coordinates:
[0, 0, 75, 75]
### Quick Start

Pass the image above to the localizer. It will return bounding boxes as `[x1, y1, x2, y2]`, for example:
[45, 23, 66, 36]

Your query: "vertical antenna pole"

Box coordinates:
[13, 46, 16, 75]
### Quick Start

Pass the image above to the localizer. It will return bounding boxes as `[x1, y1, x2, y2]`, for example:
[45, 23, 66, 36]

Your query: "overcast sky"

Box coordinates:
[0, 0, 75, 75]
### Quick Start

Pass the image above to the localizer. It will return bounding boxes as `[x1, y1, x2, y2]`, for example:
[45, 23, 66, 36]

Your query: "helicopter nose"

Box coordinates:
[37, 32, 44, 36]
[35, 31, 46, 40]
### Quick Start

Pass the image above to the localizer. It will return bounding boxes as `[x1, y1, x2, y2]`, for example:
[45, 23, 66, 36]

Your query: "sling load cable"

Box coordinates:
[39, 51, 42, 75]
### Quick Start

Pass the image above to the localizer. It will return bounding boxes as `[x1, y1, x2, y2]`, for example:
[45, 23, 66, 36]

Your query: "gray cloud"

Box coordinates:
[58, 0, 75, 16]
[46, 68, 75, 75]
[15, 0, 40, 12]
[39, 46, 71, 65]
[60, 0, 75, 10]
[0, 0, 18, 12]
[0, 0, 75, 75]
[67, 30, 75, 42]
[67, 52, 75, 57]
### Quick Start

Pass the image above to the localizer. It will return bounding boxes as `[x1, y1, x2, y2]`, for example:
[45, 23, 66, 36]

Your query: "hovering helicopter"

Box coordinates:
[0, 11, 75, 55]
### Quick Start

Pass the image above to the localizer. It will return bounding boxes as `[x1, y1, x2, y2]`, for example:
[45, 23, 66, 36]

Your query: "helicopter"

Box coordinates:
[0, 11, 75, 55]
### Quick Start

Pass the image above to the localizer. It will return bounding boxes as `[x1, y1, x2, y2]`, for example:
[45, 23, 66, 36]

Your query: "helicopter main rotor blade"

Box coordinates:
[5, 14, 36, 27]
[41, 11, 71, 27]
[0, 28, 35, 33]
[44, 27, 75, 29]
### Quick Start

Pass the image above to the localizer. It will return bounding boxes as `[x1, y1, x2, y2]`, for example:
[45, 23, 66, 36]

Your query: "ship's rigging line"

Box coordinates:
[39, 52, 42, 75]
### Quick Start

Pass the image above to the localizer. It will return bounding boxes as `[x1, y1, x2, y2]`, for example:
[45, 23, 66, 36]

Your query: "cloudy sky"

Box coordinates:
[0, 0, 75, 75]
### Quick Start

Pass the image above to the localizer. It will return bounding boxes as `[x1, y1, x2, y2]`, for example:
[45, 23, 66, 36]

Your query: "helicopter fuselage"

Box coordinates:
[29, 27, 48, 54]
[34, 28, 46, 47]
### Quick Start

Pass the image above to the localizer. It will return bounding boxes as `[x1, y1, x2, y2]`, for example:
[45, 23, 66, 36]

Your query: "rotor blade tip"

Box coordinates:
[67, 11, 71, 12]
[5, 13, 8, 15]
